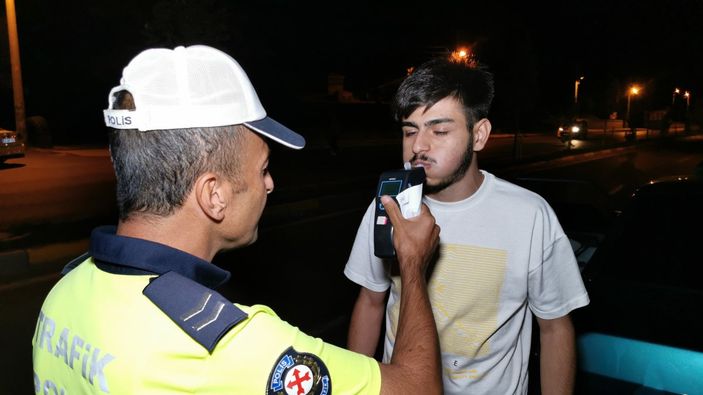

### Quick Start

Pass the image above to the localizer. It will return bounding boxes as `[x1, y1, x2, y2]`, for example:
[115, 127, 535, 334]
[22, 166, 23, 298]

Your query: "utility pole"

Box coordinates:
[5, 0, 26, 141]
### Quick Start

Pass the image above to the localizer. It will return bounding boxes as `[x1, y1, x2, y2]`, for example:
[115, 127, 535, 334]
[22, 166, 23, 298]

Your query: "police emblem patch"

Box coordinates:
[267, 347, 331, 395]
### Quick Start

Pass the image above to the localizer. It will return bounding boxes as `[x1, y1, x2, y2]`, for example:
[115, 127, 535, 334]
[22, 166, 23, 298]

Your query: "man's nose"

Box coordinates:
[412, 130, 430, 154]
[266, 174, 274, 194]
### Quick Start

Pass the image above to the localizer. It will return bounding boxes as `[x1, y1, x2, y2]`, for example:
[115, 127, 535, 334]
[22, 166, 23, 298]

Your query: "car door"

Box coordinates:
[574, 181, 703, 394]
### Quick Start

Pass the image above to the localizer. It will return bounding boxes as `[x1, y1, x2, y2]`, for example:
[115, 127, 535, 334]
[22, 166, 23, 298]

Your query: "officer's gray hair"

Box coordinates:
[109, 90, 245, 221]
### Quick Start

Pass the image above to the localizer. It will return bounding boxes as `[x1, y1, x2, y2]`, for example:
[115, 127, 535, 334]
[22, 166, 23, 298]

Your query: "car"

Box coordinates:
[572, 175, 703, 394]
[0, 128, 25, 163]
[557, 119, 589, 141]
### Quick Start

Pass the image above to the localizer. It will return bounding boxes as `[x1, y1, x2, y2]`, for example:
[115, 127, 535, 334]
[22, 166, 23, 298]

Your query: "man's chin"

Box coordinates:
[424, 180, 451, 195]
[244, 230, 259, 246]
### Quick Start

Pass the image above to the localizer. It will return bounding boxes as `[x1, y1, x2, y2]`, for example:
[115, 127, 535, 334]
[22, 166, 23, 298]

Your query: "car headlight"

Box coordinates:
[571, 126, 580, 133]
[558, 127, 564, 132]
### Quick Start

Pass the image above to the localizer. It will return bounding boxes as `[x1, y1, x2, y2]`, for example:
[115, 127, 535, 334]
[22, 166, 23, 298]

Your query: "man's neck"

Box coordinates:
[426, 167, 484, 203]
[117, 213, 215, 262]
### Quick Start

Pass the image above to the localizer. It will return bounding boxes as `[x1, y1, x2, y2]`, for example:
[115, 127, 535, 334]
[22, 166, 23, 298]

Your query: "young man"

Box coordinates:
[32, 45, 442, 394]
[344, 58, 590, 394]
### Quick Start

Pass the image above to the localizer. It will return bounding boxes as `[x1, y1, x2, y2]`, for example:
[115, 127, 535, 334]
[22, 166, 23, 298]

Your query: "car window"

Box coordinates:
[604, 184, 703, 290]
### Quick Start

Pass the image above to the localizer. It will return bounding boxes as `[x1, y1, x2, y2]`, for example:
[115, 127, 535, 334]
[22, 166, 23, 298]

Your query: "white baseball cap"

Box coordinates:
[103, 45, 305, 149]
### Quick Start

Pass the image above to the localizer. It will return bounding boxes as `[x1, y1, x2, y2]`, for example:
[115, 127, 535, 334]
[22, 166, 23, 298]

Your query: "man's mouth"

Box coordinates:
[413, 160, 432, 168]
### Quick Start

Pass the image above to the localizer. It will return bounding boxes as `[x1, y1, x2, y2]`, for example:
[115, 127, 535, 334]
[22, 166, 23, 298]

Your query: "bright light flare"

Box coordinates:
[449, 46, 477, 67]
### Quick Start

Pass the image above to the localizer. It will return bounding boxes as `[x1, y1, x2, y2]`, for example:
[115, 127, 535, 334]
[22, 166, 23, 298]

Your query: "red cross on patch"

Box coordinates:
[285, 365, 314, 395]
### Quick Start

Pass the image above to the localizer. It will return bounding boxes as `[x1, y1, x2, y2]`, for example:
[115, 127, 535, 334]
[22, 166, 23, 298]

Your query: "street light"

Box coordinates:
[450, 47, 469, 62]
[673, 88, 680, 105]
[574, 76, 585, 104]
[683, 91, 692, 133]
[684, 91, 691, 111]
[626, 85, 640, 128]
[449, 46, 476, 67]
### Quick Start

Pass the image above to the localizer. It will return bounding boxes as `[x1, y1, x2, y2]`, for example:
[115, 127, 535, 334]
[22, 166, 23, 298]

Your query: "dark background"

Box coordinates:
[1, 0, 702, 144]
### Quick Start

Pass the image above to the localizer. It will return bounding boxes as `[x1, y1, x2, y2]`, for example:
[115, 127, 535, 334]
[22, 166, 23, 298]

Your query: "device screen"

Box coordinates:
[379, 180, 403, 197]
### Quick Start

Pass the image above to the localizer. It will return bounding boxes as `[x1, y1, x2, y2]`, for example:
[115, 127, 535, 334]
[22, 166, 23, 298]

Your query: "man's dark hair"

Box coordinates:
[392, 58, 495, 130]
[108, 90, 246, 221]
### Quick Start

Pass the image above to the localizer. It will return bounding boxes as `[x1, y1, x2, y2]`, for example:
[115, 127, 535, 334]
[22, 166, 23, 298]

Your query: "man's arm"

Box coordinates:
[348, 287, 387, 357]
[375, 196, 442, 395]
[537, 315, 576, 395]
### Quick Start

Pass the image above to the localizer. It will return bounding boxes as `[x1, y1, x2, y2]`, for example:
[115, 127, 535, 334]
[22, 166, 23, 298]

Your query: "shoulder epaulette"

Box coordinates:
[143, 271, 248, 353]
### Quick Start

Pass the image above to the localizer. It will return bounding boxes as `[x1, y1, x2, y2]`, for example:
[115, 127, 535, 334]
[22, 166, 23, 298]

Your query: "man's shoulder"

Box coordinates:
[490, 173, 551, 208]
[61, 251, 91, 275]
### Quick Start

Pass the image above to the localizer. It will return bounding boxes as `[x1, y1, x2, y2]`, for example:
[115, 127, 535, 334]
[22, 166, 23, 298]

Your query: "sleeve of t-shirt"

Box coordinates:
[527, 206, 590, 320]
[212, 304, 382, 394]
[343, 200, 391, 292]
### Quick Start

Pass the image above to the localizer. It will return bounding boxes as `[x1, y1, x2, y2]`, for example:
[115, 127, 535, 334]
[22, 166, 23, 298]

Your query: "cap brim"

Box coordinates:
[244, 117, 305, 149]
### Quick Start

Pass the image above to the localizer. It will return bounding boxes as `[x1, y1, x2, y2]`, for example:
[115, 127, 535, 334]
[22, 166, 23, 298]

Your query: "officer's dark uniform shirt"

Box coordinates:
[32, 226, 381, 394]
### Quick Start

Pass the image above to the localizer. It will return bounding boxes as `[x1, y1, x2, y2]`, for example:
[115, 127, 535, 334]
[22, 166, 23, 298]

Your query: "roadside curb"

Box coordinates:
[498, 145, 637, 177]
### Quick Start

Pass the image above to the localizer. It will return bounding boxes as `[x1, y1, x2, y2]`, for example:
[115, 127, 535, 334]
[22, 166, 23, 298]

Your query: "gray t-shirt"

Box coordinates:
[344, 170, 590, 394]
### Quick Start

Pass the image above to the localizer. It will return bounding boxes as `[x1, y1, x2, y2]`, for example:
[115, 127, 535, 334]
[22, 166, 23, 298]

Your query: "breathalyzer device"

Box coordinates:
[373, 163, 426, 258]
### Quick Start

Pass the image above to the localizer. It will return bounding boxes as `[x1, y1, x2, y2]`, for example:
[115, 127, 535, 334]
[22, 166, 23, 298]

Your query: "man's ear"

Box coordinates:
[472, 119, 492, 151]
[194, 172, 227, 222]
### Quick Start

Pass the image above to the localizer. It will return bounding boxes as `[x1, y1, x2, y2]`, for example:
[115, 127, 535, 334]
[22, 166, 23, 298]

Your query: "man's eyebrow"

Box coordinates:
[425, 118, 455, 127]
[400, 118, 455, 128]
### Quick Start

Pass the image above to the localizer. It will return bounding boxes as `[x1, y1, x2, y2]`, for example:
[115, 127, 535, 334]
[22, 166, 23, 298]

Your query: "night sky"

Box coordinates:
[1, 0, 701, 143]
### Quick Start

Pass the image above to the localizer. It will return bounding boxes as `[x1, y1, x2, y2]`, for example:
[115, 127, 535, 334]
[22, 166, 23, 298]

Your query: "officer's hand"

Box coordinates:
[381, 196, 440, 276]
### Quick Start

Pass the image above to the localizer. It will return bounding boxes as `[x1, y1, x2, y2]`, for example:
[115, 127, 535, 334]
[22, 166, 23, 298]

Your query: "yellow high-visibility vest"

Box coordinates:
[32, 258, 381, 394]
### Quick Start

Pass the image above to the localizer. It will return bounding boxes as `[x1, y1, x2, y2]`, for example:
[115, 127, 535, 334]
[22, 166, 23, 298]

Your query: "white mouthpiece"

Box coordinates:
[403, 161, 412, 170]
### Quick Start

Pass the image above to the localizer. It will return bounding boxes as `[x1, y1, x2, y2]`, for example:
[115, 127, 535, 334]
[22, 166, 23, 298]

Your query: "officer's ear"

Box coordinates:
[194, 172, 227, 222]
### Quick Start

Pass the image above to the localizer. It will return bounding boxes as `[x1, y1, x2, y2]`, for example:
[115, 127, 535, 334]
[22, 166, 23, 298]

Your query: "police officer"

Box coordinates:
[32, 45, 442, 394]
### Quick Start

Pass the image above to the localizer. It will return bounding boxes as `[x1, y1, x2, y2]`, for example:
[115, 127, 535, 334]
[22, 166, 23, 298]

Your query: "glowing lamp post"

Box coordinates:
[684, 91, 691, 111]
[574, 76, 584, 104]
[683, 91, 692, 133]
[450, 47, 476, 67]
[626, 85, 640, 128]
[450, 48, 468, 62]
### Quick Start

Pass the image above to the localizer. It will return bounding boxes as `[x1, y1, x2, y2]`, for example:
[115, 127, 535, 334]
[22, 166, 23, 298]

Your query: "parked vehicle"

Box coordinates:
[0, 128, 25, 163]
[573, 175, 703, 394]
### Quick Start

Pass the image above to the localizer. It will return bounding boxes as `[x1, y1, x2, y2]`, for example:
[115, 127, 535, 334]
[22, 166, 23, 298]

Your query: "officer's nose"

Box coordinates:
[265, 173, 274, 194]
